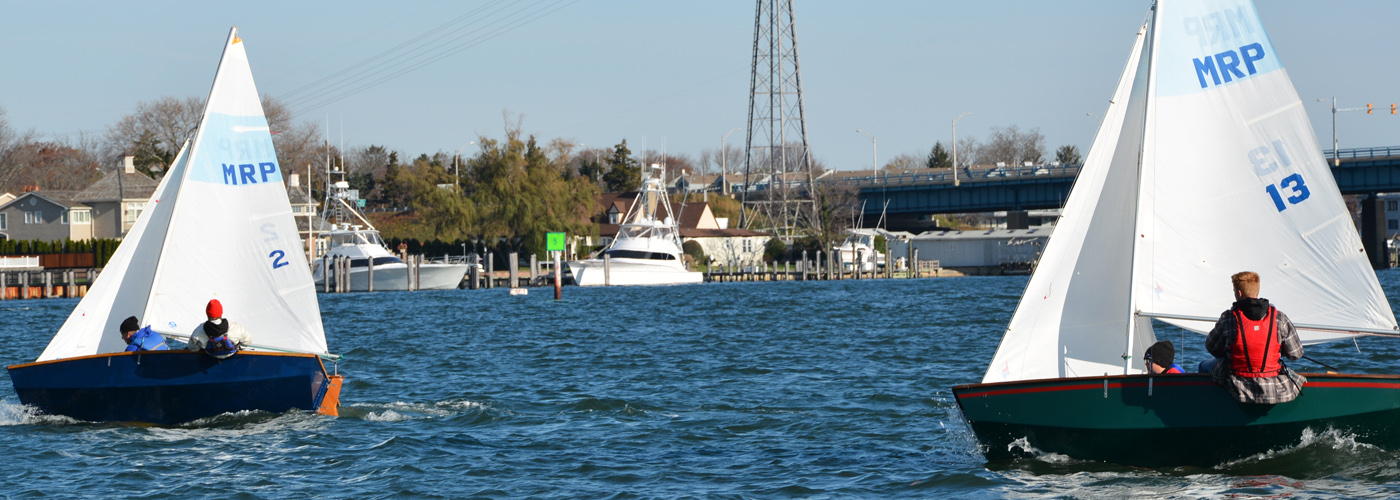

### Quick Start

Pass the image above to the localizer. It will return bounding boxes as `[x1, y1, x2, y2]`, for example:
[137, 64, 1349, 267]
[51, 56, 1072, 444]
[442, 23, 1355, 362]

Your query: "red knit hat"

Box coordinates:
[206, 299, 223, 319]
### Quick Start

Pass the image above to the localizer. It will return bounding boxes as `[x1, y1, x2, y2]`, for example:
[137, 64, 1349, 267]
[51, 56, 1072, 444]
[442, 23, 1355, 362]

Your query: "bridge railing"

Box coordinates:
[831, 164, 1080, 187]
[1325, 146, 1400, 160]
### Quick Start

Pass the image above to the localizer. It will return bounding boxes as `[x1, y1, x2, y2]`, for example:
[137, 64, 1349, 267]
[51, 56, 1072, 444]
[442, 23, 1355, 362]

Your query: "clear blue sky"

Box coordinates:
[2, 1, 1395, 172]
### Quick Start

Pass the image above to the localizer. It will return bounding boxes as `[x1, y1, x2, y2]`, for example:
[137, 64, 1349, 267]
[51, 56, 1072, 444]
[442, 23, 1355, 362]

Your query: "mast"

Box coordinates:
[1122, 1, 1159, 374]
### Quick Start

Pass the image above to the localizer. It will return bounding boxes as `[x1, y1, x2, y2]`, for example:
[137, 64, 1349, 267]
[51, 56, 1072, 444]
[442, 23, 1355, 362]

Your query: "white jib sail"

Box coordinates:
[1134, 0, 1397, 343]
[39, 143, 190, 361]
[38, 28, 327, 361]
[982, 21, 1157, 384]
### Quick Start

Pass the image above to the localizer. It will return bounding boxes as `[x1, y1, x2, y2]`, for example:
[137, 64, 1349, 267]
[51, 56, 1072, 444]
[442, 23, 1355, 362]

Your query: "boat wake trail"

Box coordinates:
[341, 400, 495, 423]
[0, 399, 77, 426]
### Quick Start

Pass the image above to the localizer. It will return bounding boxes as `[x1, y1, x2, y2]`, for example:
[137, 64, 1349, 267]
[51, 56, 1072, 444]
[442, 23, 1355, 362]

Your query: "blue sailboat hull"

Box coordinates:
[7, 350, 340, 425]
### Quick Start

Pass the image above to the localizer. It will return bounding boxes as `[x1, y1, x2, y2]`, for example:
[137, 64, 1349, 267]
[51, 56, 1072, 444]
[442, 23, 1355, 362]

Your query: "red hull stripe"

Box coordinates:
[958, 379, 1400, 399]
[1306, 381, 1400, 390]
[958, 380, 1216, 398]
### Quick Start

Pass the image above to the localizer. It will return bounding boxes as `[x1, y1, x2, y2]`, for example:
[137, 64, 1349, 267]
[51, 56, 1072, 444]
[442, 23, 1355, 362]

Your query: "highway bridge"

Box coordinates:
[844, 146, 1400, 268]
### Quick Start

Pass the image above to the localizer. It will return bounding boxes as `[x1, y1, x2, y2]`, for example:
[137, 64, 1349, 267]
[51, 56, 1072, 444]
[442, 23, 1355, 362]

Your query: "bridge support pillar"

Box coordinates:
[1361, 195, 1390, 270]
[1006, 210, 1030, 230]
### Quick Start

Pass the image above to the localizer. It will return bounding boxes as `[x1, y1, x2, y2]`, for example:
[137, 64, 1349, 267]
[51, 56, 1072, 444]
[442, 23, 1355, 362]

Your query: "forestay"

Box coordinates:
[38, 28, 327, 361]
[982, 0, 1397, 385]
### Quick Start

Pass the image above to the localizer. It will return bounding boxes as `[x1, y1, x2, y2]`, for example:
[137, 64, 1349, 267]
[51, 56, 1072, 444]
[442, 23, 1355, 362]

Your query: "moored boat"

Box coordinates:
[569, 164, 702, 286]
[311, 180, 467, 291]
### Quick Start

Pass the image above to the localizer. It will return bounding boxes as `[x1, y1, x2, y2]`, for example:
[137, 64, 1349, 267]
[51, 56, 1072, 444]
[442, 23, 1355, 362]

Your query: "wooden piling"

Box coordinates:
[366, 256, 375, 292]
[604, 253, 611, 286]
[530, 254, 538, 286]
[487, 254, 495, 289]
[509, 252, 519, 289]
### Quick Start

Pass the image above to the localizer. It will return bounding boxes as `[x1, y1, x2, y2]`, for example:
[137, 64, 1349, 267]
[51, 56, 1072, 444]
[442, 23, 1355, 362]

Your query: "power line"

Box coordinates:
[283, 0, 577, 115]
[279, 0, 510, 102]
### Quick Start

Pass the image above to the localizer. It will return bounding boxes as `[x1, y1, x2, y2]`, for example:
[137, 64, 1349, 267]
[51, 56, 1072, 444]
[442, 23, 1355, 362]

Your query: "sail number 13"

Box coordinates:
[1264, 174, 1310, 212]
[1250, 140, 1310, 212]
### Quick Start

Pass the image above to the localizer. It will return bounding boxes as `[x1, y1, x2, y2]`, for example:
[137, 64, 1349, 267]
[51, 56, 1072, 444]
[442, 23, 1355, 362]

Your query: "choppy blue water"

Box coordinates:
[5, 272, 1400, 498]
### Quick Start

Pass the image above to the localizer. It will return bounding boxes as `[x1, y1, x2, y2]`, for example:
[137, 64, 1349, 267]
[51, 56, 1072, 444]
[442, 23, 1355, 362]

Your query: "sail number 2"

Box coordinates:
[269, 250, 289, 269]
[1249, 140, 1310, 212]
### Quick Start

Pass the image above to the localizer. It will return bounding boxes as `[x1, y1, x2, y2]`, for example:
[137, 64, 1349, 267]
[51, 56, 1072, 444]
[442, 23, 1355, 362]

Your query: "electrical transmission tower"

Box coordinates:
[742, 0, 814, 240]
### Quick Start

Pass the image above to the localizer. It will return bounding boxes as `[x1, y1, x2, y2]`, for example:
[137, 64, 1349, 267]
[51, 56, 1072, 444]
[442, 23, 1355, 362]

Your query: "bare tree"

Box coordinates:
[262, 95, 322, 176]
[956, 136, 981, 167]
[103, 96, 203, 175]
[977, 125, 1046, 166]
[0, 106, 44, 191]
[882, 153, 922, 172]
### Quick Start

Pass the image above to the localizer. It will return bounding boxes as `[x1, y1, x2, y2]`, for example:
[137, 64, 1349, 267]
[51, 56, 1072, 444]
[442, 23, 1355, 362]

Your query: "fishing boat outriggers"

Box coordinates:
[7, 28, 343, 425]
[953, 0, 1400, 467]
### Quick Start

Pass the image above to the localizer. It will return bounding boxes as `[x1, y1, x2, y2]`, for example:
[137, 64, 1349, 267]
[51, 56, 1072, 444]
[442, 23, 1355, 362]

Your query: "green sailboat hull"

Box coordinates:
[953, 373, 1400, 467]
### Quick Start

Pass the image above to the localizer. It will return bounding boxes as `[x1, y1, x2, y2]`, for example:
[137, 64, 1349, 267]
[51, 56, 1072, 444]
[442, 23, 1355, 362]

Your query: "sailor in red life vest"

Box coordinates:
[1200, 271, 1306, 404]
[186, 299, 253, 359]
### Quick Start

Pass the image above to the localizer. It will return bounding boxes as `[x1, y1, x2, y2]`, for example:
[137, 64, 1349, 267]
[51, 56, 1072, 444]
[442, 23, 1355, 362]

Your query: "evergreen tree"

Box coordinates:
[602, 139, 641, 193]
[1055, 144, 1083, 165]
[926, 141, 951, 169]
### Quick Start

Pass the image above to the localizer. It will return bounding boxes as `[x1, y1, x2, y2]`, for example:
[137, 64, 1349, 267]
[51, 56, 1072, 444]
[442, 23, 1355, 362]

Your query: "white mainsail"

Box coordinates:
[1133, 0, 1396, 342]
[38, 28, 327, 361]
[982, 0, 1397, 384]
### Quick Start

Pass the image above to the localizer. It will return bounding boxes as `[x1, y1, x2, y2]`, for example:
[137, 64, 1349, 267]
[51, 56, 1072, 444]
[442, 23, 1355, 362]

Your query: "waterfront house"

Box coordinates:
[72, 154, 158, 239]
[0, 188, 94, 242]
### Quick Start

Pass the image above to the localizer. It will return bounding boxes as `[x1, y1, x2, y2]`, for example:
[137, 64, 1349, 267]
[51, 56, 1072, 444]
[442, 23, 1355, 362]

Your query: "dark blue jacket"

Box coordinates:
[125, 326, 170, 352]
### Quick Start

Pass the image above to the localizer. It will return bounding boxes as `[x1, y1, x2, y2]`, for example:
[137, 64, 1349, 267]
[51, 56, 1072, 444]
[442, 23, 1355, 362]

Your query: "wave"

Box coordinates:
[340, 399, 496, 422]
[0, 399, 78, 426]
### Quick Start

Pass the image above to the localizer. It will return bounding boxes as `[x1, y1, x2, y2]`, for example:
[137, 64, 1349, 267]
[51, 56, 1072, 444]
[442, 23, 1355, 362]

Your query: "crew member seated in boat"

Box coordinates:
[1143, 340, 1183, 374]
[186, 299, 252, 359]
[120, 316, 169, 352]
[1199, 271, 1306, 404]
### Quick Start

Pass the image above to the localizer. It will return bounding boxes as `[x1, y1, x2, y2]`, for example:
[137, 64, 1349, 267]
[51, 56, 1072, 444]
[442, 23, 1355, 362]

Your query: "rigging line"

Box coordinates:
[289, 0, 566, 112]
[263, 0, 444, 89]
[279, 0, 510, 101]
[294, 0, 576, 115]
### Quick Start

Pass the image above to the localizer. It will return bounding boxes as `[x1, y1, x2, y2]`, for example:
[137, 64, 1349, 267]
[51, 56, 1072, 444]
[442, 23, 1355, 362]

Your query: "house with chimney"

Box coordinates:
[72, 154, 159, 239]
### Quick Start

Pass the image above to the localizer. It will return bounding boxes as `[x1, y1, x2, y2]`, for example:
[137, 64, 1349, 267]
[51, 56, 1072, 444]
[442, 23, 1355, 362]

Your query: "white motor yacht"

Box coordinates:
[568, 164, 702, 286]
[311, 181, 467, 291]
[834, 230, 884, 272]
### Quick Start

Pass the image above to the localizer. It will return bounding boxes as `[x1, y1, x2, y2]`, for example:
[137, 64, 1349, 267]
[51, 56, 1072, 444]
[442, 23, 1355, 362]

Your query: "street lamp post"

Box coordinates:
[453, 142, 475, 187]
[856, 129, 877, 171]
[1086, 112, 1102, 125]
[1316, 97, 1370, 167]
[720, 127, 740, 195]
[952, 112, 972, 187]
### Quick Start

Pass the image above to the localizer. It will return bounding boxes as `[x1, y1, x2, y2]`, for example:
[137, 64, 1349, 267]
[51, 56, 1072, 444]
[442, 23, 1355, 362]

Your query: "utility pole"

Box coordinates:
[952, 112, 971, 187]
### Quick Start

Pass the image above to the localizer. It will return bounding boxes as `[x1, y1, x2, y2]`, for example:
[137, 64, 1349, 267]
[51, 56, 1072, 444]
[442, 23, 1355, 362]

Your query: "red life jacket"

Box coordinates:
[1229, 306, 1281, 378]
